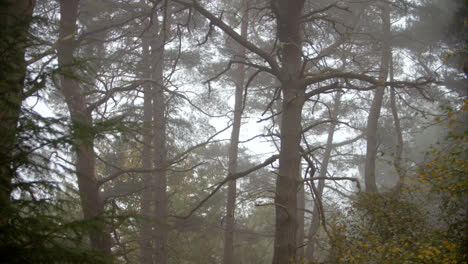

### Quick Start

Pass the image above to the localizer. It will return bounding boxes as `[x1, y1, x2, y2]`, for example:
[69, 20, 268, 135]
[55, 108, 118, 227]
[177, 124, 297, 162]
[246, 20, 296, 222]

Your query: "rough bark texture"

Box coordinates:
[364, 1, 391, 193]
[272, 1, 306, 263]
[305, 91, 342, 260]
[152, 20, 168, 264]
[275, 83, 304, 264]
[0, 0, 35, 221]
[223, 1, 248, 263]
[139, 34, 154, 264]
[57, 0, 111, 254]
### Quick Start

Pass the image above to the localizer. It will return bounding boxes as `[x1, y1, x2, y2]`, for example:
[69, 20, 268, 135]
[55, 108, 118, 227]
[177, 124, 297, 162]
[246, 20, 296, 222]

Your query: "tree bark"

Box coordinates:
[272, 1, 306, 263]
[152, 18, 168, 264]
[364, 0, 391, 193]
[274, 82, 304, 264]
[305, 91, 342, 260]
[223, 1, 248, 264]
[0, 0, 35, 221]
[57, 0, 111, 254]
[139, 31, 154, 264]
[296, 172, 305, 259]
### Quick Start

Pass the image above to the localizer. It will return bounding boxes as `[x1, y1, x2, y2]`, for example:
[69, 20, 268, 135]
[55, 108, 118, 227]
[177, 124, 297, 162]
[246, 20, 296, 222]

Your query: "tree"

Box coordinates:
[0, 1, 114, 262]
[169, 0, 433, 262]
[2, 0, 464, 263]
[364, 0, 392, 193]
[305, 91, 343, 260]
[0, 0, 36, 223]
[57, 0, 111, 254]
[151, 4, 170, 263]
[139, 18, 154, 264]
[223, 0, 249, 263]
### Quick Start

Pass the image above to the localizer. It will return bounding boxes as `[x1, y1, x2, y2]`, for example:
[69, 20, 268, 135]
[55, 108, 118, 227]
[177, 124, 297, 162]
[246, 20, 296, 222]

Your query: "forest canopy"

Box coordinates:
[0, 0, 466, 263]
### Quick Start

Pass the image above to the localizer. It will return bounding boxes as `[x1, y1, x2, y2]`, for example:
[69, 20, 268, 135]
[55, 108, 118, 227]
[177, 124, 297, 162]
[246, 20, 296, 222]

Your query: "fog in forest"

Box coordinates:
[0, 0, 467, 263]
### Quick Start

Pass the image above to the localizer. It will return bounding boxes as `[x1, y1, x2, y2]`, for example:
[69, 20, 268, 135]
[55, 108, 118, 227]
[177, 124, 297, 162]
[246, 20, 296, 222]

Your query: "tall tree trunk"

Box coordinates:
[274, 81, 304, 264]
[0, 0, 35, 221]
[272, 1, 306, 263]
[223, 1, 248, 263]
[139, 33, 154, 264]
[305, 91, 342, 260]
[57, 0, 111, 254]
[364, 0, 391, 193]
[152, 20, 168, 264]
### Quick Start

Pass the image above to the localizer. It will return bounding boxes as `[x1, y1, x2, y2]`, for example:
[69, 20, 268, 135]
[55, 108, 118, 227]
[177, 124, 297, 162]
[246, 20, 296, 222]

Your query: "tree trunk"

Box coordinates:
[364, 1, 391, 193]
[272, 1, 305, 263]
[389, 56, 404, 196]
[274, 82, 304, 264]
[0, 0, 35, 221]
[57, 0, 111, 254]
[139, 32, 154, 264]
[305, 91, 342, 260]
[152, 21, 168, 264]
[223, 1, 248, 263]
[296, 173, 305, 260]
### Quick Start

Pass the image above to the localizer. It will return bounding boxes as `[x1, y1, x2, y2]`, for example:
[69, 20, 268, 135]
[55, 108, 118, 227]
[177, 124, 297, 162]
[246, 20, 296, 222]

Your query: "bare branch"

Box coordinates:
[172, 0, 280, 75]
[332, 134, 364, 148]
[97, 125, 231, 185]
[304, 71, 436, 88]
[171, 154, 279, 219]
[300, 2, 350, 23]
[305, 81, 340, 98]
[302, 177, 361, 191]
[86, 80, 147, 113]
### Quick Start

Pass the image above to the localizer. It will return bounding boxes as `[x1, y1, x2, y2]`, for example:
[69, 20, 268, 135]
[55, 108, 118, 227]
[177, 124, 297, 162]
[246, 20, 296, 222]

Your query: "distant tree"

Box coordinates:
[223, 0, 249, 263]
[305, 91, 343, 260]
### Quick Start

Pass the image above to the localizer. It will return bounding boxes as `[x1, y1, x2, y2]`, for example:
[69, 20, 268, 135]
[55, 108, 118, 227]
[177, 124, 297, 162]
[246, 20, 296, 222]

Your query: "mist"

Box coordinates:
[0, 0, 466, 263]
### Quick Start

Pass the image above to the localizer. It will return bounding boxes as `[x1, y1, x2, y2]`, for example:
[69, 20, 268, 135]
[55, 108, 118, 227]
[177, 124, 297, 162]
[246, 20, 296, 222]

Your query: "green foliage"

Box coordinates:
[328, 104, 468, 264]
[416, 102, 468, 199]
[0, 194, 111, 264]
[330, 193, 466, 264]
[318, 101, 467, 264]
[0, 110, 114, 263]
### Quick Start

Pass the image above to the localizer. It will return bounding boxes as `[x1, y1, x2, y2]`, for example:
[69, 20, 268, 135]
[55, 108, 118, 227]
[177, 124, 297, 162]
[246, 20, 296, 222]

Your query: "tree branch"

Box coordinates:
[171, 154, 279, 219]
[97, 125, 231, 185]
[172, 0, 280, 76]
[86, 80, 147, 113]
[302, 177, 361, 191]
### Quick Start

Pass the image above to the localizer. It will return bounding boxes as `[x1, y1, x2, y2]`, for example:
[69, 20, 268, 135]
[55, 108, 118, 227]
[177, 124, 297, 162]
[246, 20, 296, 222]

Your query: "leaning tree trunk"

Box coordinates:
[0, 0, 35, 222]
[305, 91, 342, 260]
[272, 1, 306, 263]
[57, 0, 111, 254]
[364, 0, 391, 193]
[223, 1, 248, 263]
